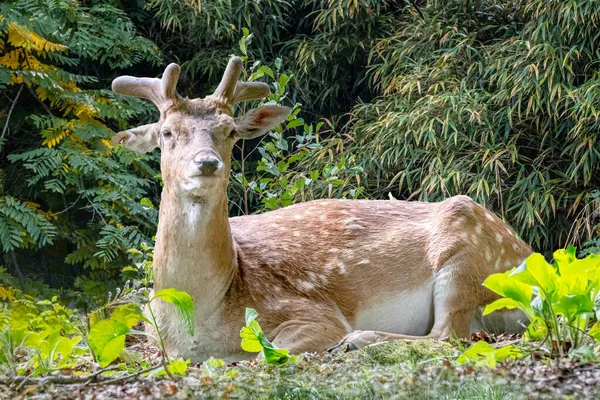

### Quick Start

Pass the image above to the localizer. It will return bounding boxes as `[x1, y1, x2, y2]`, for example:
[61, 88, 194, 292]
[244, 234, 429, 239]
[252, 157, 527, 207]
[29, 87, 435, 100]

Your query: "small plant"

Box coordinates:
[457, 341, 522, 368]
[240, 308, 296, 365]
[229, 28, 364, 216]
[87, 287, 194, 373]
[0, 291, 86, 376]
[460, 246, 600, 363]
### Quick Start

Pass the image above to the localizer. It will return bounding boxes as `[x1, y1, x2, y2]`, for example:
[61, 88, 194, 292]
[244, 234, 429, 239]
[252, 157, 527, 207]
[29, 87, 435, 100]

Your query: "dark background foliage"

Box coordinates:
[1, 0, 599, 299]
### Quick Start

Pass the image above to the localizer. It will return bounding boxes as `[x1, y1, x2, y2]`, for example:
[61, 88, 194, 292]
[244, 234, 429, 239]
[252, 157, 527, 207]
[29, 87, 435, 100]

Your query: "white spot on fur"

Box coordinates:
[506, 228, 513, 235]
[512, 243, 519, 250]
[500, 248, 505, 255]
[486, 212, 495, 221]
[485, 249, 493, 262]
[357, 259, 370, 265]
[494, 258, 502, 270]
[319, 215, 326, 221]
[294, 280, 314, 292]
[293, 231, 301, 237]
[495, 233, 504, 243]
[475, 224, 483, 234]
[329, 248, 339, 253]
[504, 260, 513, 268]
[294, 214, 302, 220]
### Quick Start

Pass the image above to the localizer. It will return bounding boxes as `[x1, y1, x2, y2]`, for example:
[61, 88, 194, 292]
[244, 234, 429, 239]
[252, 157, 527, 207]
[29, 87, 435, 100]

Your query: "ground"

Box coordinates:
[2, 340, 600, 399]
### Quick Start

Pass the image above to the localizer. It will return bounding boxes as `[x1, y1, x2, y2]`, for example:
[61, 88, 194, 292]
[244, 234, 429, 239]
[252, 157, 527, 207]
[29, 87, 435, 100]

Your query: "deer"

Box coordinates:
[110, 57, 534, 362]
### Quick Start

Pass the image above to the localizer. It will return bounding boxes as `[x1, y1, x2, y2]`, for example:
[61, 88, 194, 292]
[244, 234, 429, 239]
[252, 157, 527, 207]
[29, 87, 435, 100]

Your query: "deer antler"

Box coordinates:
[110, 64, 181, 149]
[112, 63, 182, 112]
[212, 57, 271, 111]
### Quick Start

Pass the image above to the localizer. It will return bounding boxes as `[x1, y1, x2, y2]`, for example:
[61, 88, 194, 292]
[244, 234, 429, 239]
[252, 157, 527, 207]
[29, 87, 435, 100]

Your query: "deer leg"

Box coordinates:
[332, 255, 482, 350]
[270, 314, 351, 355]
[330, 310, 473, 351]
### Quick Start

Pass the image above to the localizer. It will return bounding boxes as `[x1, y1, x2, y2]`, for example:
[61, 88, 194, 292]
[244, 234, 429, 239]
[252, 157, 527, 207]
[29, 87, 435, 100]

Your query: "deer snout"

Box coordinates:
[193, 157, 222, 176]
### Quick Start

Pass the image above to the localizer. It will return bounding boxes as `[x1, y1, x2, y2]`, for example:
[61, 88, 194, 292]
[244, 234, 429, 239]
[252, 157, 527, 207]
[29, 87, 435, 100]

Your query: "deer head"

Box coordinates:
[111, 57, 290, 200]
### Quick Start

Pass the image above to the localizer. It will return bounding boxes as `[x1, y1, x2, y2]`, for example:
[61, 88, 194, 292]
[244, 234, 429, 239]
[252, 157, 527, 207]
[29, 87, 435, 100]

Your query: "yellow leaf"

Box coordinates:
[7, 22, 67, 53]
[42, 130, 71, 148]
[0, 49, 22, 69]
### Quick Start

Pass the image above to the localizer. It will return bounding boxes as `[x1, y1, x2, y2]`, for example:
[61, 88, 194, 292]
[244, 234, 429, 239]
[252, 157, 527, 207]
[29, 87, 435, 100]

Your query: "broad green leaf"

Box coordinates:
[484, 271, 533, 310]
[152, 288, 195, 336]
[111, 304, 149, 328]
[54, 335, 81, 356]
[512, 253, 560, 299]
[554, 294, 594, 321]
[88, 319, 129, 367]
[240, 326, 263, 353]
[553, 246, 577, 267]
[261, 340, 292, 365]
[483, 298, 522, 316]
[557, 258, 590, 295]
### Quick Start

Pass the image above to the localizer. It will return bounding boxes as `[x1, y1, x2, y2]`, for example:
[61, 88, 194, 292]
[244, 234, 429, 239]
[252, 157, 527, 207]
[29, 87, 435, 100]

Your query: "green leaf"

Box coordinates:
[512, 253, 560, 299]
[554, 294, 594, 321]
[259, 65, 274, 79]
[240, 308, 294, 364]
[167, 358, 190, 376]
[457, 341, 521, 368]
[111, 304, 149, 328]
[88, 319, 129, 367]
[240, 325, 264, 353]
[483, 298, 523, 316]
[245, 307, 259, 326]
[140, 197, 154, 209]
[152, 288, 195, 336]
[483, 271, 533, 312]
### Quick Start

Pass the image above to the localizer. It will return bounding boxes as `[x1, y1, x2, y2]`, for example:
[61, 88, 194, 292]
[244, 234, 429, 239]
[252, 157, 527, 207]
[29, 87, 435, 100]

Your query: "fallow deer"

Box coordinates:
[111, 57, 533, 362]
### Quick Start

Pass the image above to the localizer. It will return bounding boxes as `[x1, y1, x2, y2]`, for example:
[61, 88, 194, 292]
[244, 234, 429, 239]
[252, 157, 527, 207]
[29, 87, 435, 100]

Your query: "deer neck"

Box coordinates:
[153, 186, 236, 315]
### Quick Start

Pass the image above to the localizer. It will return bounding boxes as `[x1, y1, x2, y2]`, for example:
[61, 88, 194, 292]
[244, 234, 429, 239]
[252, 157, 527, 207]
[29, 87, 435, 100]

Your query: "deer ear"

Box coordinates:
[111, 123, 159, 154]
[234, 105, 291, 140]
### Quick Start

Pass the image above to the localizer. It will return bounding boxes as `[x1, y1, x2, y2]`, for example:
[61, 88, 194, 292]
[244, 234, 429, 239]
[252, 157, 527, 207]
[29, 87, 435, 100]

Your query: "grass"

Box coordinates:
[3, 339, 600, 399]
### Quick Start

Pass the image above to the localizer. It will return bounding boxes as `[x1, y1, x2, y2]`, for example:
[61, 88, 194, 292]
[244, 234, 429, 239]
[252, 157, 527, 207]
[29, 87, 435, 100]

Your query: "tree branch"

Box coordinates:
[0, 85, 24, 152]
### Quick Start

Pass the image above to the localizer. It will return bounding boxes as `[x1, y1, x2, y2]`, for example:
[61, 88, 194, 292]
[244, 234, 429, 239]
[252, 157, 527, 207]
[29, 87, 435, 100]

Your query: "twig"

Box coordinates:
[82, 365, 122, 386]
[89, 364, 163, 386]
[8, 366, 120, 387]
[0, 85, 24, 151]
[26, 86, 53, 117]
[3, 365, 163, 387]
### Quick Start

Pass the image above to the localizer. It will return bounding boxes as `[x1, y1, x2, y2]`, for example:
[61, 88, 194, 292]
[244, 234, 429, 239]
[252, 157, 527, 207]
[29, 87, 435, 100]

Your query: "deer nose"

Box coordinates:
[194, 158, 221, 176]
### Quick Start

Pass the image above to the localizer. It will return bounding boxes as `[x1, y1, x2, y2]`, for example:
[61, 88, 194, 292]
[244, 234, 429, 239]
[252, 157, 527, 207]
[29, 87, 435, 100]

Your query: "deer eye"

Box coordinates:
[228, 129, 237, 139]
[161, 129, 172, 138]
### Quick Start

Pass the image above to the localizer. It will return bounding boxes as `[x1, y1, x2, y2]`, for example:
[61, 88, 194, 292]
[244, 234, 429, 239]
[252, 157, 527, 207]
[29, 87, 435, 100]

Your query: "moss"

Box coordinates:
[361, 339, 456, 365]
